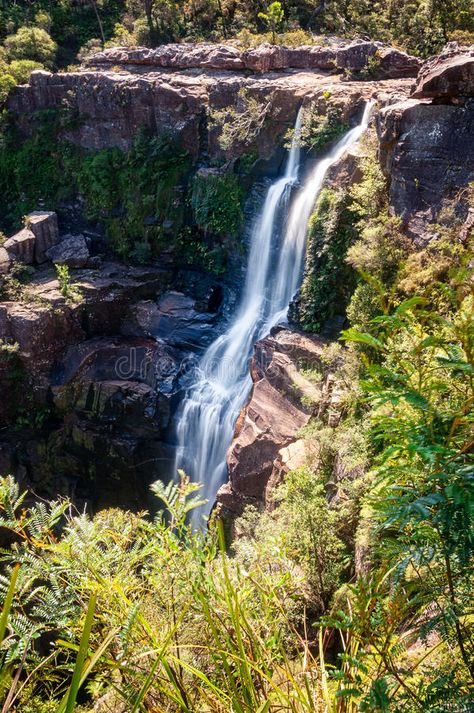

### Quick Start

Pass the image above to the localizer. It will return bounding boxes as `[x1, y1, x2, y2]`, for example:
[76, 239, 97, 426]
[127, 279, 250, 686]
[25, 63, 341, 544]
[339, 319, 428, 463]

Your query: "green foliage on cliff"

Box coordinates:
[71, 130, 190, 259]
[191, 171, 244, 237]
[301, 105, 349, 154]
[294, 187, 357, 332]
[0, 112, 242, 272]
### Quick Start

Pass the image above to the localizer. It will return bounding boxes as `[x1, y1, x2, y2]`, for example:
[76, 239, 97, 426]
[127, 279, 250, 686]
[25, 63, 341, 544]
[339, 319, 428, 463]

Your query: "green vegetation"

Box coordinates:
[0, 111, 242, 272]
[258, 2, 284, 45]
[191, 171, 243, 238]
[55, 265, 81, 302]
[299, 105, 349, 155]
[294, 187, 357, 331]
[0, 267, 472, 708]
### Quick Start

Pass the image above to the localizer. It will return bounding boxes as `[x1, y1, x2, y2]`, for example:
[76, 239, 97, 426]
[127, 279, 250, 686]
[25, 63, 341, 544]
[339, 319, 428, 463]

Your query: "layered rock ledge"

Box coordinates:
[8, 43, 415, 162]
[86, 40, 421, 79]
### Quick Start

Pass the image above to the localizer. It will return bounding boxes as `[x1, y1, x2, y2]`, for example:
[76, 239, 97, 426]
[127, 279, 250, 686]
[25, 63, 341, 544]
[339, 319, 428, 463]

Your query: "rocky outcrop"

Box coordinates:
[0, 257, 228, 508]
[412, 43, 474, 99]
[4, 228, 36, 264]
[377, 44, 474, 241]
[217, 328, 327, 520]
[86, 41, 421, 79]
[5, 212, 60, 265]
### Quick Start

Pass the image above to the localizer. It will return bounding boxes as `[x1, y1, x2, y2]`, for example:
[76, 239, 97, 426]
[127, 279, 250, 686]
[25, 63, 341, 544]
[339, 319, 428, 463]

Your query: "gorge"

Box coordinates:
[0, 32, 473, 710]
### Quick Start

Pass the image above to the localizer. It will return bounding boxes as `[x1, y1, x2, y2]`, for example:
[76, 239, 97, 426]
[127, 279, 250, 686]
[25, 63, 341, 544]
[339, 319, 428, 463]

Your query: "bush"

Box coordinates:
[0, 72, 15, 103]
[4, 26, 57, 67]
[7, 58, 43, 83]
[191, 171, 243, 237]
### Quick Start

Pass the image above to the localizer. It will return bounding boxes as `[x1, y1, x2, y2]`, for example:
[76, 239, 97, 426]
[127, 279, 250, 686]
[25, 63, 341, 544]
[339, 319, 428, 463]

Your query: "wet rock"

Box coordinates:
[217, 329, 326, 519]
[46, 234, 90, 268]
[412, 44, 474, 99]
[122, 291, 220, 350]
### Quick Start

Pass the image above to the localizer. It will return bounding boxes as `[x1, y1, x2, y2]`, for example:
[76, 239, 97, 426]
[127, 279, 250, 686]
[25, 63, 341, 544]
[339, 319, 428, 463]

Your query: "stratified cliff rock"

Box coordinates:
[377, 43, 474, 241]
[217, 329, 328, 520]
[7, 42, 416, 162]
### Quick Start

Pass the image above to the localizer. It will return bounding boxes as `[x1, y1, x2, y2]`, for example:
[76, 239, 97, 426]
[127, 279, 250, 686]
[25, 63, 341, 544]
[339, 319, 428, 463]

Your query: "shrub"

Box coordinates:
[0, 73, 15, 103]
[7, 59, 44, 84]
[191, 171, 243, 237]
[4, 26, 57, 68]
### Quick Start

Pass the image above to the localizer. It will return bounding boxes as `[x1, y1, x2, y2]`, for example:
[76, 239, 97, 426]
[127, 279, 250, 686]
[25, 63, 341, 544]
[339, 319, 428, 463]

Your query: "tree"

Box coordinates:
[258, 1, 284, 43]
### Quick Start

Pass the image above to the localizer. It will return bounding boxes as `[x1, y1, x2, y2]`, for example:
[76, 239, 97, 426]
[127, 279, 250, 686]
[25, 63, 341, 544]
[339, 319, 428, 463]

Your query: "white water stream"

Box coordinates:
[174, 101, 374, 525]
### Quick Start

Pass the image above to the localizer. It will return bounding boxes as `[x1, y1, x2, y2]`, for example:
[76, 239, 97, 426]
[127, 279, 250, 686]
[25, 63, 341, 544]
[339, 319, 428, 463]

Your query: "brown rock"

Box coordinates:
[86, 42, 420, 79]
[4, 228, 36, 264]
[0, 301, 84, 375]
[217, 329, 326, 518]
[87, 43, 245, 71]
[27, 211, 60, 263]
[0, 248, 11, 275]
[412, 44, 474, 99]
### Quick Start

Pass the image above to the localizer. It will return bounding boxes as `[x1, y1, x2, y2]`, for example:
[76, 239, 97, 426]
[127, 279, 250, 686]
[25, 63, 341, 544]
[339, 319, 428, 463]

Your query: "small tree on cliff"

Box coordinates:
[258, 2, 284, 43]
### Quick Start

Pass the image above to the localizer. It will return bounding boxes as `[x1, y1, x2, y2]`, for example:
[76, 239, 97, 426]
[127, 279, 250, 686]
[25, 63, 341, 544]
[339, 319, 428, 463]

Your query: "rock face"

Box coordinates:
[378, 99, 474, 240]
[217, 328, 327, 519]
[377, 44, 474, 240]
[412, 43, 474, 99]
[0, 261, 187, 506]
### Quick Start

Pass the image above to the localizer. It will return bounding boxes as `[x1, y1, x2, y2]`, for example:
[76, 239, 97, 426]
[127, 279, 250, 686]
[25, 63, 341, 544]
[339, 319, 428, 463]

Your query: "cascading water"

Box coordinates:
[174, 100, 374, 525]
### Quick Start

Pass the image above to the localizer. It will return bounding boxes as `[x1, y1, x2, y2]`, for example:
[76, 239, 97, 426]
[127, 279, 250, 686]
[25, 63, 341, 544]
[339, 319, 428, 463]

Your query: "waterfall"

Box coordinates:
[174, 100, 374, 525]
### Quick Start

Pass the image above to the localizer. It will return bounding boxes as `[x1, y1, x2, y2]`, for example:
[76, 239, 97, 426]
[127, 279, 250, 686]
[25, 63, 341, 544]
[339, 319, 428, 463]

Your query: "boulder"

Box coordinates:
[412, 44, 474, 99]
[0, 248, 11, 275]
[86, 43, 246, 71]
[4, 228, 36, 264]
[0, 301, 84, 375]
[46, 234, 90, 268]
[27, 211, 60, 263]
[377, 46, 423, 79]
[122, 291, 219, 350]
